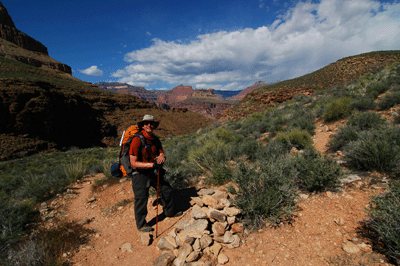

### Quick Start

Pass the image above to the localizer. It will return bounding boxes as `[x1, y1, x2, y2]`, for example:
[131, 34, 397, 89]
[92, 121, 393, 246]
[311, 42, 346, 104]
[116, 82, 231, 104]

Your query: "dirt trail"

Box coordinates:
[46, 121, 392, 266]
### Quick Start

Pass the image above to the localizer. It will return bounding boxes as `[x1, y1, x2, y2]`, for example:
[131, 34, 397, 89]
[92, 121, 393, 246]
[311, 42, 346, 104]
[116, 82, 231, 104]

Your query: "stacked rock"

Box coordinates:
[154, 188, 244, 266]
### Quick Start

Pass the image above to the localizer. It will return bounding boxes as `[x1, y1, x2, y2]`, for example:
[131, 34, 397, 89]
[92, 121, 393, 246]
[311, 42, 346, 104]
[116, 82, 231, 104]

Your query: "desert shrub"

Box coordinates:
[366, 82, 390, 98]
[226, 119, 242, 130]
[395, 112, 400, 124]
[164, 136, 201, 189]
[239, 116, 271, 137]
[367, 180, 400, 263]
[385, 73, 400, 87]
[378, 91, 400, 110]
[0, 199, 38, 260]
[5, 234, 45, 266]
[346, 111, 388, 130]
[17, 173, 60, 202]
[88, 159, 115, 178]
[292, 95, 313, 105]
[322, 97, 352, 122]
[294, 148, 343, 192]
[232, 156, 297, 227]
[287, 109, 316, 135]
[310, 95, 333, 118]
[230, 137, 260, 160]
[328, 112, 388, 152]
[351, 96, 376, 111]
[390, 84, 400, 92]
[329, 84, 353, 98]
[164, 162, 198, 190]
[212, 127, 241, 143]
[187, 138, 233, 181]
[261, 139, 292, 160]
[276, 128, 313, 150]
[328, 126, 359, 152]
[344, 128, 400, 173]
[5, 222, 94, 266]
[63, 159, 87, 182]
[209, 162, 233, 186]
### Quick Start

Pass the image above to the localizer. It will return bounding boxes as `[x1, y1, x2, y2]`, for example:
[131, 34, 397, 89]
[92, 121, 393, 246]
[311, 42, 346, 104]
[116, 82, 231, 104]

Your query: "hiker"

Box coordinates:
[129, 114, 182, 232]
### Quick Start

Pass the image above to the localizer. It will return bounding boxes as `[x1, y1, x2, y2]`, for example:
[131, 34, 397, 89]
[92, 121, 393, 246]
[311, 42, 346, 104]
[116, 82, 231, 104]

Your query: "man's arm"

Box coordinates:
[130, 155, 154, 169]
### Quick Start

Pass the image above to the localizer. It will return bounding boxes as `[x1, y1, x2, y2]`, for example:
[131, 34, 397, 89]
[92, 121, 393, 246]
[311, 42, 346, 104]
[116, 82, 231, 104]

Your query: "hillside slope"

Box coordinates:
[224, 51, 400, 120]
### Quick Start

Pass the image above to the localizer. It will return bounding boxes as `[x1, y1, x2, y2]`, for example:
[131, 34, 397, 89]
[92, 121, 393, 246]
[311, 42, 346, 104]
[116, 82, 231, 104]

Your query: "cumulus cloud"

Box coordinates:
[79, 65, 103, 76]
[113, 0, 400, 90]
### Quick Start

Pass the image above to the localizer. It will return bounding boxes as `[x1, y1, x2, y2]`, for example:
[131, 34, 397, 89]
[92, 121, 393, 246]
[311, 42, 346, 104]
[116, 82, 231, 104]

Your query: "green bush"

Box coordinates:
[88, 159, 115, 178]
[346, 111, 388, 130]
[294, 148, 343, 192]
[328, 125, 359, 152]
[186, 137, 233, 184]
[17, 173, 59, 201]
[395, 112, 400, 124]
[385, 74, 400, 87]
[232, 156, 297, 227]
[0, 199, 38, 259]
[276, 128, 313, 150]
[63, 159, 87, 182]
[212, 127, 240, 143]
[209, 162, 233, 186]
[164, 136, 201, 189]
[164, 162, 198, 190]
[230, 137, 260, 160]
[378, 91, 400, 110]
[328, 112, 388, 152]
[366, 82, 390, 99]
[322, 97, 352, 122]
[367, 180, 400, 263]
[287, 109, 316, 135]
[351, 96, 376, 111]
[344, 128, 400, 173]
[226, 120, 242, 130]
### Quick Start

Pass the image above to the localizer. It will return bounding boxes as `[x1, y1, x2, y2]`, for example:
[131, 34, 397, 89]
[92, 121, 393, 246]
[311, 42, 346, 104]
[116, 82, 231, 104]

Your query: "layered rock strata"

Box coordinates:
[0, 2, 71, 74]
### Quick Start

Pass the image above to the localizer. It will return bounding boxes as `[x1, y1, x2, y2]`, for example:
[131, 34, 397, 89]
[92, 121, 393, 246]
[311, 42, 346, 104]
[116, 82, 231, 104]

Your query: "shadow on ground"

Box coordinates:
[147, 186, 198, 229]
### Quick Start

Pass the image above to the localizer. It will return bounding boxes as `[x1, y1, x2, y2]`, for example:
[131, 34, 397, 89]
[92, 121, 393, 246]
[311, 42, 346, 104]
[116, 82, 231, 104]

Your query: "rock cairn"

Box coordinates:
[153, 188, 244, 266]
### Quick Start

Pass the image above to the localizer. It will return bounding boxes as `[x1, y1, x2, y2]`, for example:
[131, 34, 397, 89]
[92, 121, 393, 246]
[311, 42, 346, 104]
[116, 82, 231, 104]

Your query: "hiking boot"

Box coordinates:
[138, 225, 154, 232]
[167, 211, 183, 218]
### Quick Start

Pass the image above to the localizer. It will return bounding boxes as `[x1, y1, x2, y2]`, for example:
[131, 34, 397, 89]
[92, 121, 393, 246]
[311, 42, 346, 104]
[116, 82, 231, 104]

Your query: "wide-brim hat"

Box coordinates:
[138, 114, 160, 129]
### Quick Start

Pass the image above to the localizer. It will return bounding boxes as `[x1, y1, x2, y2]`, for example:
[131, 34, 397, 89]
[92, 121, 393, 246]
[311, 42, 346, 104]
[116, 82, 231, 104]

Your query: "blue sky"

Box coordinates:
[3, 0, 400, 91]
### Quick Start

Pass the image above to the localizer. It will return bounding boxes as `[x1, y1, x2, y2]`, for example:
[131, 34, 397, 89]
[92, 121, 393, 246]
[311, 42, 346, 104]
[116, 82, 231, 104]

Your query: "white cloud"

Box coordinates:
[79, 65, 103, 76]
[115, 0, 400, 90]
[111, 69, 127, 78]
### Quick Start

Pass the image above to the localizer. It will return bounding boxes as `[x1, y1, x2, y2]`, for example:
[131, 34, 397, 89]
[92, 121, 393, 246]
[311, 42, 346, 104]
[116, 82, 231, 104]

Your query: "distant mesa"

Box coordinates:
[95, 82, 247, 119]
[0, 2, 71, 74]
[95, 82, 159, 102]
[158, 84, 195, 104]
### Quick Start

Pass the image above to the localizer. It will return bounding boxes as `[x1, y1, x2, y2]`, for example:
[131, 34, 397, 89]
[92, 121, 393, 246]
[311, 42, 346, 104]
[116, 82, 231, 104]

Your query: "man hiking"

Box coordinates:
[129, 114, 182, 232]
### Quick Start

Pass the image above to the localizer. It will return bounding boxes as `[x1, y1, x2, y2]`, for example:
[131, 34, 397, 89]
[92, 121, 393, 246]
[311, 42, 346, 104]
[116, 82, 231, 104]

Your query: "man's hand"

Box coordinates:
[156, 154, 166, 164]
[153, 161, 163, 169]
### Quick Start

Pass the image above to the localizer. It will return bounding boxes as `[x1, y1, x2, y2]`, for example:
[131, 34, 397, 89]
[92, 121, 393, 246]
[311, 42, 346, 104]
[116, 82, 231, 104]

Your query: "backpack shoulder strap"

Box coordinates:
[133, 132, 147, 154]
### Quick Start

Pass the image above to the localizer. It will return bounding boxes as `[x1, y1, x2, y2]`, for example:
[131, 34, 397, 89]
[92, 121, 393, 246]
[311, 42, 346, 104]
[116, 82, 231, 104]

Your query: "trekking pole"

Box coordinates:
[156, 168, 160, 238]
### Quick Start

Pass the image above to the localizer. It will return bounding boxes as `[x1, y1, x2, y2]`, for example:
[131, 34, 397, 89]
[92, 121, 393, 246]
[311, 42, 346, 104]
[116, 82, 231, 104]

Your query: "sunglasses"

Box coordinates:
[143, 121, 155, 126]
